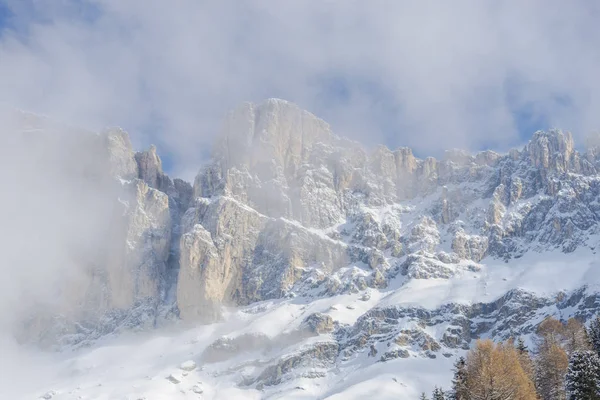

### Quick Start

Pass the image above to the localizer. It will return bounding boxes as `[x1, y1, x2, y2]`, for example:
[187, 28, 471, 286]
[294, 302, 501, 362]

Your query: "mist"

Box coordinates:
[0, 110, 125, 396]
[1, 1, 600, 398]
[1, 1, 600, 179]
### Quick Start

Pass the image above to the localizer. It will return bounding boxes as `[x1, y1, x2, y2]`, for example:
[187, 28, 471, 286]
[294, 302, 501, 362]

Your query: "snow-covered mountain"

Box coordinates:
[5, 99, 600, 399]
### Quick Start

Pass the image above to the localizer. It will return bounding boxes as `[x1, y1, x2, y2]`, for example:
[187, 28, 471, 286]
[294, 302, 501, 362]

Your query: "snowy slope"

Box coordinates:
[9, 244, 600, 400]
[6, 103, 600, 399]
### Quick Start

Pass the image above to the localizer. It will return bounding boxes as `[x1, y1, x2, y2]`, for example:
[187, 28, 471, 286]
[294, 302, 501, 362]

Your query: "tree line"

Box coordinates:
[419, 315, 600, 399]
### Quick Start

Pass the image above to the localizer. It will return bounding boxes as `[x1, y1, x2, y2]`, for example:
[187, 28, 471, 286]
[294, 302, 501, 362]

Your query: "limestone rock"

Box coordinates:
[135, 145, 164, 189]
[302, 313, 334, 334]
[14, 101, 600, 371]
[104, 127, 138, 180]
[255, 342, 338, 387]
[452, 229, 488, 262]
[202, 333, 271, 363]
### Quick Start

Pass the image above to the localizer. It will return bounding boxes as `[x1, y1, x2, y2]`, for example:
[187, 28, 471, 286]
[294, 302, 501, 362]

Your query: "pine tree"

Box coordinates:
[432, 386, 445, 400]
[516, 337, 528, 354]
[515, 337, 535, 385]
[419, 392, 429, 400]
[450, 356, 469, 400]
[565, 350, 600, 400]
[589, 315, 600, 357]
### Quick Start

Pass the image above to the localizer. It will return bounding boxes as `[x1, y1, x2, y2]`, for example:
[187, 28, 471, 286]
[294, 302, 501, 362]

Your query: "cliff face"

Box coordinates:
[3, 112, 191, 346]
[176, 99, 600, 322]
[6, 100, 600, 388]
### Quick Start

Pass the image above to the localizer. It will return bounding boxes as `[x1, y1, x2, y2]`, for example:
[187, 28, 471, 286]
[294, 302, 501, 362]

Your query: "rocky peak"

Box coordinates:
[526, 129, 575, 172]
[135, 144, 192, 216]
[214, 98, 336, 176]
[103, 127, 139, 180]
[12, 103, 600, 364]
[135, 144, 163, 188]
[585, 131, 600, 166]
[444, 148, 472, 165]
[474, 150, 501, 167]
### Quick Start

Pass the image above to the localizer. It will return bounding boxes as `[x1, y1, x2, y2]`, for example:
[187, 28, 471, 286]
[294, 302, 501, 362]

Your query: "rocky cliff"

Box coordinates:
[7, 100, 600, 392]
[179, 99, 600, 319]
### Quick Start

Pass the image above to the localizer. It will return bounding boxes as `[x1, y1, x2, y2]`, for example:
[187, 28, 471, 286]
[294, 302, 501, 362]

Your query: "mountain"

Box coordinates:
[5, 99, 600, 399]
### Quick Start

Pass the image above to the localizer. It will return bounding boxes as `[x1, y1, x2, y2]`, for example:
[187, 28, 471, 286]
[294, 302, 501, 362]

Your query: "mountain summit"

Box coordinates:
[7, 101, 600, 398]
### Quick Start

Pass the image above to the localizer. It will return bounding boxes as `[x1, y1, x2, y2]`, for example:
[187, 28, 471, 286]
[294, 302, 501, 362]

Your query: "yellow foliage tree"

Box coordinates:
[564, 317, 590, 354]
[466, 339, 538, 400]
[534, 316, 573, 400]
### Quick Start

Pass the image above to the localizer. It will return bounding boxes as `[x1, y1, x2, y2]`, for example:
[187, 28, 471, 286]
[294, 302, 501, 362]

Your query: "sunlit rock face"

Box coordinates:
[176, 99, 600, 322]
[7, 100, 600, 362]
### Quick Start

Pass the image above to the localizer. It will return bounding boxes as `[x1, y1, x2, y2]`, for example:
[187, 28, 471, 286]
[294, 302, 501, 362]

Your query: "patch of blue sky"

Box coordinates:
[0, 1, 14, 33]
[0, 0, 101, 39]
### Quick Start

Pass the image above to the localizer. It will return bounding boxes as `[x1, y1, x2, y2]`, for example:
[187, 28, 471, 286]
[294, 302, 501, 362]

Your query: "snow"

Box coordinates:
[5, 242, 600, 399]
[180, 360, 197, 371]
[2, 291, 452, 400]
[378, 243, 600, 310]
[9, 170, 600, 398]
[322, 357, 455, 400]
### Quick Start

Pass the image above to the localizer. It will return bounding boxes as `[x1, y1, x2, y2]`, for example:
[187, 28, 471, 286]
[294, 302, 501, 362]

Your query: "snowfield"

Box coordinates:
[6, 107, 600, 399]
[6, 245, 600, 400]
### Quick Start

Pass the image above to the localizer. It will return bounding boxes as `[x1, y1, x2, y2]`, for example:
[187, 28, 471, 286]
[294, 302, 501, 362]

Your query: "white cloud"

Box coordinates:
[1, 1, 600, 177]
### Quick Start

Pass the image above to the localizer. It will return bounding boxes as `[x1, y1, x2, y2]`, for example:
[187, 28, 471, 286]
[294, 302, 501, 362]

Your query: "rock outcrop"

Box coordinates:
[9, 101, 600, 365]
[8, 114, 176, 346]
[171, 100, 600, 321]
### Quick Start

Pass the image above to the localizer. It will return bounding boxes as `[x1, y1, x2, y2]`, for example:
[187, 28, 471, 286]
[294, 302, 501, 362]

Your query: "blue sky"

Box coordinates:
[1, 1, 598, 177]
[0, 2, 12, 31]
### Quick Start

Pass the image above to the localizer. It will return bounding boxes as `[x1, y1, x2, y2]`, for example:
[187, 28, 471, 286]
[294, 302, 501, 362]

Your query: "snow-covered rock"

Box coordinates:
[179, 360, 197, 371]
[9, 100, 600, 399]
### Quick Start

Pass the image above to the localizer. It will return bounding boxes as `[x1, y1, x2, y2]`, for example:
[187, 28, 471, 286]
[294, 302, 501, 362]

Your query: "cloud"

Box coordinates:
[1, 1, 600, 178]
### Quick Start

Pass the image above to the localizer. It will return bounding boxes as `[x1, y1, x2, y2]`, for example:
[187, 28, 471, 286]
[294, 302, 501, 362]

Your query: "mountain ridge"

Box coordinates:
[6, 100, 600, 398]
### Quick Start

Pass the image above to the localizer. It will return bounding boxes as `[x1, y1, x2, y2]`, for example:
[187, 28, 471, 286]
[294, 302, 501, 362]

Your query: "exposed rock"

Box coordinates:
[13, 100, 600, 385]
[9, 116, 174, 347]
[255, 342, 338, 387]
[302, 313, 334, 334]
[395, 329, 441, 352]
[135, 145, 165, 189]
[202, 333, 272, 363]
[108, 179, 171, 310]
[166, 374, 182, 384]
[380, 349, 410, 361]
[104, 128, 138, 180]
[527, 129, 576, 173]
[368, 344, 378, 357]
[452, 229, 488, 262]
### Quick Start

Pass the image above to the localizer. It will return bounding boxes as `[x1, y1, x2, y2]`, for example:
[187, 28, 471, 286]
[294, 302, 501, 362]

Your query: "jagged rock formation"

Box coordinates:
[6, 112, 190, 346]
[7, 100, 600, 392]
[176, 99, 600, 322]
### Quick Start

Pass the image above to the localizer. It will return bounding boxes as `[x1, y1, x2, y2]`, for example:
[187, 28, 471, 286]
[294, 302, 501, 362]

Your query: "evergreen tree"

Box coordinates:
[432, 386, 445, 400]
[419, 392, 429, 400]
[515, 337, 535, 385]
[589, 315, 600, 357]
[516, 337, 528, 354]
[565, 350, 600, 400]
[450, 356, 469, 400]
